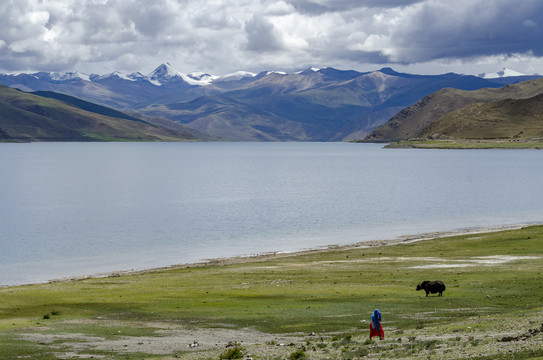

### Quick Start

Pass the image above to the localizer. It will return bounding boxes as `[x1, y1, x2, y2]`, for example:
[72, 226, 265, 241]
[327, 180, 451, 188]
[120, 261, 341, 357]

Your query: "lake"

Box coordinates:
[1, 142, 542, 286]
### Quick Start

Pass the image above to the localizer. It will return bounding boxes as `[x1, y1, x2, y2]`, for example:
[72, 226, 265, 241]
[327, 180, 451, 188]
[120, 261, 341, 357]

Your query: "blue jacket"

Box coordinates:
[371, 309, 382, 331]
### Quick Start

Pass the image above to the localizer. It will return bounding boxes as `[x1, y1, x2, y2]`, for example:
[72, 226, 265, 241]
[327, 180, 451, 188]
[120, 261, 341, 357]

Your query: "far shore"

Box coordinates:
[35, 222, 541, 288]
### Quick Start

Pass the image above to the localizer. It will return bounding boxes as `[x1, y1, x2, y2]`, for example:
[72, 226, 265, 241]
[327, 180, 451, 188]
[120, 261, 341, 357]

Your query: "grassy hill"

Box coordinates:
[0, 84, 197, 142]
[419, 93, 543, 140]
[365, 78, 543, 142]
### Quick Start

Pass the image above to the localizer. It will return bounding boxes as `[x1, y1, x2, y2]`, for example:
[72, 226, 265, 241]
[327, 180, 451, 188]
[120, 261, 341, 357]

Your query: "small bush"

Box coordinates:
[424, 340, 440, 349]
[289, 348, 308, 360]
[470, 339, 481, 346]
[219, 343, 245, 360]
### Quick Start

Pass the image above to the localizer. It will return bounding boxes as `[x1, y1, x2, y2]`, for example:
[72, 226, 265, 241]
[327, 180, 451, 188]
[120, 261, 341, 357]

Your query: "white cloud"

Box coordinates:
[264, 1, 296, 15]
[0, 0, 542, 76]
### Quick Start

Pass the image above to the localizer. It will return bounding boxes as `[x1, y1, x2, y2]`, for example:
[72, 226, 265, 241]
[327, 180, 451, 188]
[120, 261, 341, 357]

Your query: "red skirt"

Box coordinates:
[369, 321, 385, 339]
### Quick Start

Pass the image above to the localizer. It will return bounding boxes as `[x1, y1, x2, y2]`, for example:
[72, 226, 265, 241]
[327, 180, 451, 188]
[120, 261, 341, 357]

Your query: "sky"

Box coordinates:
[1, 0, 543, 76]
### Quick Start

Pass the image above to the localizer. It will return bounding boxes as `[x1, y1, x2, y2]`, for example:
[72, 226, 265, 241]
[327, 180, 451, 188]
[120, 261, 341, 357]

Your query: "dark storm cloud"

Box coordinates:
[382, 0, 543, 63]
[0, 0, 542, 75]
[121, 2, 179, 37]
[245, 14, 285, 52]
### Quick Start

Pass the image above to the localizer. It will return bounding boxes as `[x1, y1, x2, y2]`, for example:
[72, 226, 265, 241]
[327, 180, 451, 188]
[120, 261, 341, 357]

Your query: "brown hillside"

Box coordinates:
[365, 78, 543, 141]
[419, 93, 543, 140]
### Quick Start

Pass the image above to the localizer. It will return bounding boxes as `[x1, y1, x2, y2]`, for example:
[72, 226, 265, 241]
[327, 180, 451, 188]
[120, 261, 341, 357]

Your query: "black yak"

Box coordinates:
[416, 280, 446, 296]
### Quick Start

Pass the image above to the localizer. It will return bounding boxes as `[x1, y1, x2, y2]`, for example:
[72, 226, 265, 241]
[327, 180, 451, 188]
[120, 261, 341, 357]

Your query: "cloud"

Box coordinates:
[0, 0, 542, 75]
[245, 14, 285, 52]
[287, 0, 423, 14]
[375, 0, 543, 63]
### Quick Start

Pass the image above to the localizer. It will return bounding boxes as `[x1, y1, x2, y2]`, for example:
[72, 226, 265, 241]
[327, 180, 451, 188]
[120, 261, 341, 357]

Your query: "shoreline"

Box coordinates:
[32, 222, 539, 288]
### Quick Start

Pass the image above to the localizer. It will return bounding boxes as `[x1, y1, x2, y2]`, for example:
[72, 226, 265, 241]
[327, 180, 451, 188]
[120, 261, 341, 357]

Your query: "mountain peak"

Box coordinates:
[148, 62, 182, 81]
[378, 67, 397, 75]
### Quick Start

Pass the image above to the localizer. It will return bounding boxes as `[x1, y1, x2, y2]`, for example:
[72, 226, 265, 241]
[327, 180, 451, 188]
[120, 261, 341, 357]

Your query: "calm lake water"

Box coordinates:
[1, 142, 542, 286]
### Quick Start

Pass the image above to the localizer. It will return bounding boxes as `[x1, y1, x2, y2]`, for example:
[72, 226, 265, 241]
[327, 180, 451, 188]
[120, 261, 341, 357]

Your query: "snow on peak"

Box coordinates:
[214, 71, 257, 82]
[479, 68, 527, 79]
[95, 71, 133, 81]
[266, 71, 287, 76]
[40, 71, 90, 82]
[183, 72, 219, 86]
[295, 67, 323, 74]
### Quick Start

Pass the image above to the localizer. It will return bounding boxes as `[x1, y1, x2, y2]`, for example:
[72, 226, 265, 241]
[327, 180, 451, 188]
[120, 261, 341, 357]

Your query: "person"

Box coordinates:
[369, 309, 384, 339]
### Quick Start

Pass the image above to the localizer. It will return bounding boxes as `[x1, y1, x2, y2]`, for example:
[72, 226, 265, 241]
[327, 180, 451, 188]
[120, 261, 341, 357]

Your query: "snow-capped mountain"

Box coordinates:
[147, 62, 185, 85]
[144, 62, 255, 86]
[91, 63, 255, 86]
[34, 71, 91, 82]
[1, 63, 541, 141]
[478, 68, 527, 79]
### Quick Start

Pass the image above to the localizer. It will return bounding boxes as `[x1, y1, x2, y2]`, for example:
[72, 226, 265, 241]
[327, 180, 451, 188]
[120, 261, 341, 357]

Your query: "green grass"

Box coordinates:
[386, 139, 543, 149]
[0, 334, 60, 360]
[0, 225, 542, 359]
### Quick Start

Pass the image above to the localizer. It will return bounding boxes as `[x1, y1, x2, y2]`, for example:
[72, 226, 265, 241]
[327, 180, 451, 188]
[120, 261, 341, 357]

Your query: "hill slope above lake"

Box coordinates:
[365, 78, 543, 142]
[0, 85, 197, 142]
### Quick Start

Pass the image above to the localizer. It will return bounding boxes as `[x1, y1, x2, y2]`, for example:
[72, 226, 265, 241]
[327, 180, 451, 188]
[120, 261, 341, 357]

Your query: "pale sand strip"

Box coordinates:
[44, 222, 540, 285]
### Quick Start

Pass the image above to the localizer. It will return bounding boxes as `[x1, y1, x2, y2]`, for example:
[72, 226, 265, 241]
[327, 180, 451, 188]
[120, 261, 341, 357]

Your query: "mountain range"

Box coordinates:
[1, 64, 541, 141]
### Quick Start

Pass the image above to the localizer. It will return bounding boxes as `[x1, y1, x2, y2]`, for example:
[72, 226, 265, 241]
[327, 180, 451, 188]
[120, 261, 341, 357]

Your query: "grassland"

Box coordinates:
[0, 225, 542, 359]
[385, 139, 543, 149]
